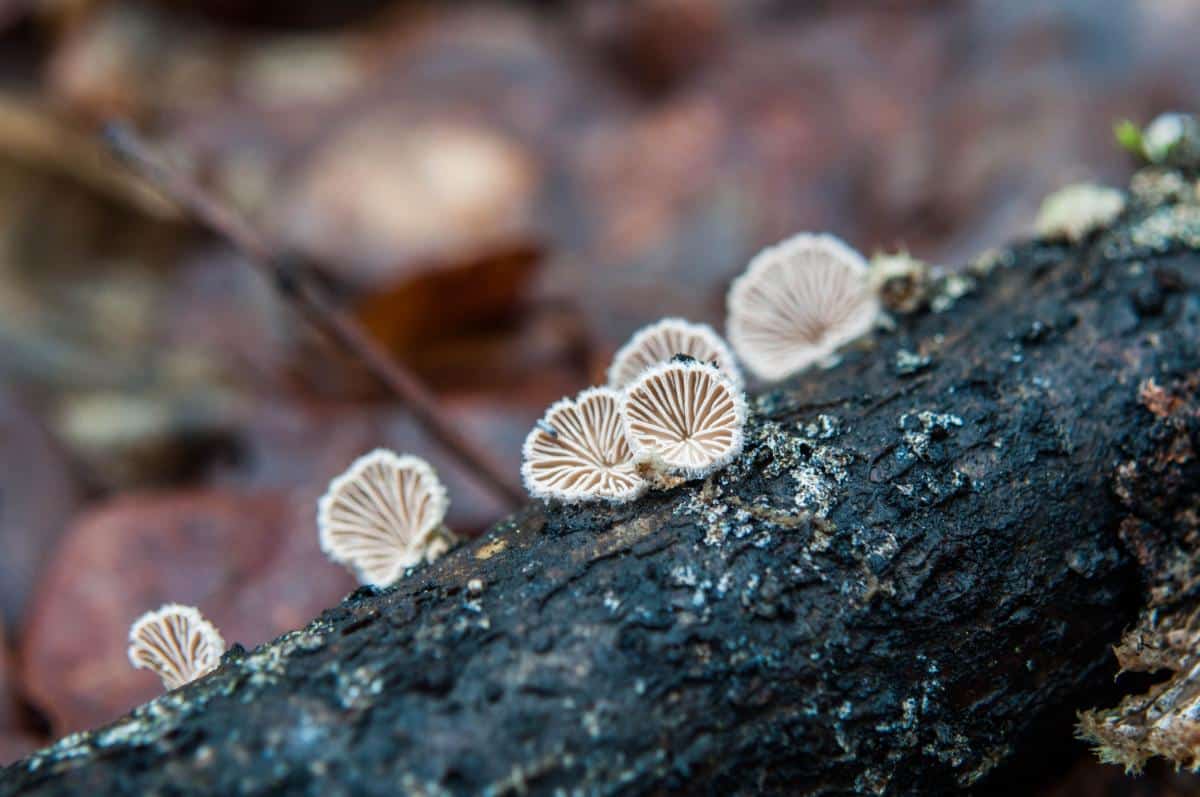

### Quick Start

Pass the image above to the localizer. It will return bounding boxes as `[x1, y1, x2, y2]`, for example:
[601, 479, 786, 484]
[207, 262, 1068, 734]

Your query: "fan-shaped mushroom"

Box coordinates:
[318, 449, 453, 586]
[727, 233, 879, 381]
[607, 317, 742, 390]
[128, 604, 225, 691]
[619, 360, 746, 479]
[522, 387, 645, 503]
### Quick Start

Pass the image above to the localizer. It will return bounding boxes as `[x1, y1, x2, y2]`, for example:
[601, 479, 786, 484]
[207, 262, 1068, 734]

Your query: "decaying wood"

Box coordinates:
[4, 167, 1200, 796]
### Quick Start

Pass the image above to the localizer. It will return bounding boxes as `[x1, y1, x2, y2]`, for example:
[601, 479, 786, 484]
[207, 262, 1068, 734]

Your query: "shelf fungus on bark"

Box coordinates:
[727, 232, 879, 381]
[521, 386, 646, 503]
[607, 317, 743, 391]
[127, 604, 225, 691]
[318, 449, 455, 586]
[619, 359, 746, 480]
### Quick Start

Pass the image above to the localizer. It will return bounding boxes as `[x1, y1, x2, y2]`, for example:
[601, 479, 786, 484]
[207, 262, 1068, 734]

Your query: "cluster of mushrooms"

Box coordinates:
[126, 175, 1141, 690]
[125, 232, 882, 691]
[522, 232, 880, 504]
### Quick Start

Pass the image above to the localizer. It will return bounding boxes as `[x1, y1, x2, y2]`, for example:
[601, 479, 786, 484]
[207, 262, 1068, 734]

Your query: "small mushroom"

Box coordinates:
[318, 449, 454, 586]
[619, 360, 746, 479]
[607, 317, 742, 390]
[1142, 113, 1200, 166]
[128, 604, 225, 691]
[522, 386, 645, 503]
[726, 233, 879, 381]
[1035, 183, 1125, 243]
[868, 251, 931, 315]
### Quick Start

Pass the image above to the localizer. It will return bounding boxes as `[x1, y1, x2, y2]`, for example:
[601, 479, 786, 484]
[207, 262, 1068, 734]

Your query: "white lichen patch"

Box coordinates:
[850, 525, 900, 568]
[930, 273, 976, 313]
[669, 416, 852, 552]
[802, 414, 842, 440]
[242, 627, 327, 688]
[696, 502, 733, 546]
[967, 247, 1015, 278]
[1129, 168, 1193, 206]
[899, 410, 964, 460]
[336, 664, 385, 710]
[1126, 204, 1200, 253]
[894, 349, 932, 376]
[1035, 183, 1126, 243]
[792, 464, 840, 518]
[670, 564, 699, 588]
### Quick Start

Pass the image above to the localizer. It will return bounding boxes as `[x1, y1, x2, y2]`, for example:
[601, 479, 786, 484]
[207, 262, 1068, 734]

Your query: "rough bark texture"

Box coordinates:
[4, 167, 1200, 796]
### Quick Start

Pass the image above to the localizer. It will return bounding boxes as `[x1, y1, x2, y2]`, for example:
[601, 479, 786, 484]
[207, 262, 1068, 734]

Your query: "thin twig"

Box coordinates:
[102, 121, 526, 509]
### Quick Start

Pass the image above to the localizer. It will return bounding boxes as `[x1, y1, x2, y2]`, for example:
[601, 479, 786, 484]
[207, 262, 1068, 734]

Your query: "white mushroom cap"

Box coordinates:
[128, 604, 225, 691]
[607, 317, 743, 391]
[318, 449, 451, 586]
[726, 233, 879, 382]
[619, 360, 746, 479]
[1035, 183, 1125, 243]
[521, 386, 645, 503]
[1143, 113, 1200, 164]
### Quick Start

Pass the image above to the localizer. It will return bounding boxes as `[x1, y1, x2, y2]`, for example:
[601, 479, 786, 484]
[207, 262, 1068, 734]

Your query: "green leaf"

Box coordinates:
[1114, 119, 1144, 157]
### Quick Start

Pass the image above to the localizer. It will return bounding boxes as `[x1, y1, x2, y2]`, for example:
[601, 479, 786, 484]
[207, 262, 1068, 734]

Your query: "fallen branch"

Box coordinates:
[4, 166, 1199, 795]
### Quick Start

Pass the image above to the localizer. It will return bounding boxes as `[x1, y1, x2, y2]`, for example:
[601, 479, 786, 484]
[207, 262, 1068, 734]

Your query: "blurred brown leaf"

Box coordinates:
[349, 240, 594, 392]
[355, 241, 543, 353]
[19, 489, 355, 733]
[385, 301, 590, 393]
[283, 241, 591, 396]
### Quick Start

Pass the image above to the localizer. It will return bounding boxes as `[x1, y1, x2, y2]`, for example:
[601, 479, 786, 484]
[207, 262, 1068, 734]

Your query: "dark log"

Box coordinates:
[5, 168, 1200, 796]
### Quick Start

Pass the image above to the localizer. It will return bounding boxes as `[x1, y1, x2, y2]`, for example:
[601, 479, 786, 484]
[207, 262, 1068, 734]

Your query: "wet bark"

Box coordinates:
[5, 170, 1200, 796]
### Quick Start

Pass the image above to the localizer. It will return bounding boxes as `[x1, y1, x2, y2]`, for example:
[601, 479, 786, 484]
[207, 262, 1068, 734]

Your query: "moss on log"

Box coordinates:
[5, 167, 1200, 796]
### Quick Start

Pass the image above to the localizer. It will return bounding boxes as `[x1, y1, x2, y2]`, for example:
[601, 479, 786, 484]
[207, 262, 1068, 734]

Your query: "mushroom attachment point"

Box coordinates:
[619, 360, 746, 479]
[522, 387, 645, 503]
[127, 604, 226, 691]
[318, 449, 454, 586]
[607, 317, 742, 390]
[726, 233, 879, 381]
[868, 250, 931, 315]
